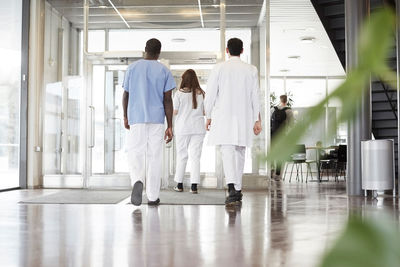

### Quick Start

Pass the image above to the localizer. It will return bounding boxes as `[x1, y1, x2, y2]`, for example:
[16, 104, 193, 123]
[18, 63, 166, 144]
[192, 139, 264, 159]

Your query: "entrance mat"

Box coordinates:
[19, 190, 131, 204]
[139, 189, 226, 205]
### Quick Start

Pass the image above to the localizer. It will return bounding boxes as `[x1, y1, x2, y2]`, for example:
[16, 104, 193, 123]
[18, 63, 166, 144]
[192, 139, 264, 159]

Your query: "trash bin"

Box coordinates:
[361, 139, 394, 193]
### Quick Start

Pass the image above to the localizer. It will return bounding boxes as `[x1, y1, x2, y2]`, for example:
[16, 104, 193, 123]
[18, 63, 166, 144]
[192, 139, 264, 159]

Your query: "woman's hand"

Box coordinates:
[206, 119, 212, 131]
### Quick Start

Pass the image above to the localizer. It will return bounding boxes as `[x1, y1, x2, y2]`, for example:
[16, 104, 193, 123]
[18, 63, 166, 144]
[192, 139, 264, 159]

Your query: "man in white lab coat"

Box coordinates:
[204, 38, 262, 205]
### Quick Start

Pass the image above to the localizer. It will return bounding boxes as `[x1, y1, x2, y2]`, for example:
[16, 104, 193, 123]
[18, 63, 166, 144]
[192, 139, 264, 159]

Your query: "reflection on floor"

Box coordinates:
[0, 180, 399, 267]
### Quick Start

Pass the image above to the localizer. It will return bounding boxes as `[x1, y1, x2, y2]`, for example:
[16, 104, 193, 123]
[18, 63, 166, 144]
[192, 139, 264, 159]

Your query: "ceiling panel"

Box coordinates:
[47, 0, 263, 29]
[270, 0, 345, 76]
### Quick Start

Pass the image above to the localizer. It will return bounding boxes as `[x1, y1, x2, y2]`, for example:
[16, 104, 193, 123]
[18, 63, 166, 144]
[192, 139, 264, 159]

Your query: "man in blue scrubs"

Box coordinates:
[122, 38, 176, 206]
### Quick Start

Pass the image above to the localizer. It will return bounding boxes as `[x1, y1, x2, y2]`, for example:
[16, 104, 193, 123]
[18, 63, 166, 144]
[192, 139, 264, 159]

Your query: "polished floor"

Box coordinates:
[0, 180, 399, 267]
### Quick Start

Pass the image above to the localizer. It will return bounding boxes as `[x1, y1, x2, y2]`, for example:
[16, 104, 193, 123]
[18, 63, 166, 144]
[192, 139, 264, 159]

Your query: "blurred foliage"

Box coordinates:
[262, 6, 400, 267]
[319, 216, 400, 267]
[265, 7, 397, 163]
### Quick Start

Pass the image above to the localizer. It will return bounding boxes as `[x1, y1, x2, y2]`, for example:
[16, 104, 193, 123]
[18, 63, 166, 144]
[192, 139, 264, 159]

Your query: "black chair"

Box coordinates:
[318, 147, 339, 181]
[334, 145, 347, 181]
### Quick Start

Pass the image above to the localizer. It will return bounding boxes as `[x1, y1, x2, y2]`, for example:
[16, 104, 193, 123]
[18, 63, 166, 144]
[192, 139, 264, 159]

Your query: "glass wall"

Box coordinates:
[0, 0, 22, 189]
[270, 77, 346, 148]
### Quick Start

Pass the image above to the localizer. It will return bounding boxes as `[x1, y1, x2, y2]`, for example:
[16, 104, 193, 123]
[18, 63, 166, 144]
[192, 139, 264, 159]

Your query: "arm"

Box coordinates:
[173, 91, 179, 116]
[204, 66, 220, 130]
[164, 90, 174, 143]
[251, 68, 262, 135]
[122, 91, 129, 130]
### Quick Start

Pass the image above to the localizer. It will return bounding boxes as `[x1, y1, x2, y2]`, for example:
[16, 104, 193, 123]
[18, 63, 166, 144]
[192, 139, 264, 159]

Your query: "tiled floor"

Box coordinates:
[0, 180, 398, 267]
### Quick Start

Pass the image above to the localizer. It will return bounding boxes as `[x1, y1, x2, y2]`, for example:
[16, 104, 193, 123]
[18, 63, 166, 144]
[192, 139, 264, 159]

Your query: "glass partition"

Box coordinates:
[270, 77, 346, 148]
[0, 0, 22, 189]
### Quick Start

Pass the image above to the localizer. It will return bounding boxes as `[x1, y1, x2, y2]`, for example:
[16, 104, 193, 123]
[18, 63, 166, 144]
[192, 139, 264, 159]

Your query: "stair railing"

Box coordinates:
[379, 80, 398, 120]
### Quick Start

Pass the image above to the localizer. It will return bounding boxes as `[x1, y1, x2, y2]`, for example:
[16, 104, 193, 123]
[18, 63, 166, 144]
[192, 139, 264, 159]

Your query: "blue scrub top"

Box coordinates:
[123, 59, 176, 125]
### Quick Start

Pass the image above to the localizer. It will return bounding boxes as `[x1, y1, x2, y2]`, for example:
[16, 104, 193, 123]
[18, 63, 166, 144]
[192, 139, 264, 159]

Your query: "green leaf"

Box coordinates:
[319, 217, 400, 267]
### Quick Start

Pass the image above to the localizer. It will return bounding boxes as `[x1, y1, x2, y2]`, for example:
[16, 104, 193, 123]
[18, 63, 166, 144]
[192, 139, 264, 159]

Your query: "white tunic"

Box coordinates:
[173, 90, 206, 135]
[204, 57, 260, 147]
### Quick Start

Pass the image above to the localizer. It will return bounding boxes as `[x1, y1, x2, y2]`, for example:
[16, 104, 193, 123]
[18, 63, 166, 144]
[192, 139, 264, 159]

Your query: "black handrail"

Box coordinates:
[379, 80, 398, 120]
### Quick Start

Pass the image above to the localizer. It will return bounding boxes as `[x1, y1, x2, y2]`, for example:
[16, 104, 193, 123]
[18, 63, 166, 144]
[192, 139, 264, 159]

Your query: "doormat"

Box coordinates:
[19, 189, 131, 204]
[136, 189, 226, 205]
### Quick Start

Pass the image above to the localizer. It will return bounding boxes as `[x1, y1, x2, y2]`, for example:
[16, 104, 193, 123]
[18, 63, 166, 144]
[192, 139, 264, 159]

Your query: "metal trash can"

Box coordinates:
[361, 140, 394, 194]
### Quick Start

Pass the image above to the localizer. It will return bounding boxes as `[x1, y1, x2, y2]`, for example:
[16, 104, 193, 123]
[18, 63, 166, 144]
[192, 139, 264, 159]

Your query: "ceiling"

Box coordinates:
[47, 0, 345, 76]
[270, 0, 345, 76]
[46, 0, 263, 29]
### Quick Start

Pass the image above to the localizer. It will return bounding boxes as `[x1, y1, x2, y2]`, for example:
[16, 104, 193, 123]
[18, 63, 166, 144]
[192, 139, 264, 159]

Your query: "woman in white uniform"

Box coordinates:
[173, 69, 206, 194]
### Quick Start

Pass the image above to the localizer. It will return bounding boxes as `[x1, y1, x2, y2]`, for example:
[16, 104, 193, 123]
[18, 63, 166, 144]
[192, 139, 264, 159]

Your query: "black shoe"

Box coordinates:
[148, 198, 160, 206]
[225, 191, 241, 206]
[237, 190, 243, 201]
[190, 183, 198, 194]
[131, 181, 143, 206]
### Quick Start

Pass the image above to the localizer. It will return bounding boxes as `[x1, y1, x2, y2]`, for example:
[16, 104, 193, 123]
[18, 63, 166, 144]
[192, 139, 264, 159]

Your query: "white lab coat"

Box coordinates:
[204, 57, 260, 147]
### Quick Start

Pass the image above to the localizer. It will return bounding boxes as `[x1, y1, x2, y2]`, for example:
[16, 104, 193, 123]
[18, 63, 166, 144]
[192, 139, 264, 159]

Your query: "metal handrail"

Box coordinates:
[379, 80, 398, 120]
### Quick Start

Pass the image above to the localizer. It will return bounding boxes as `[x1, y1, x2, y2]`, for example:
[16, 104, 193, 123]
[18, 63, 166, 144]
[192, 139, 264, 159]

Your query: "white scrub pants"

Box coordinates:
[174, 134, 205, 184]
[220, 145, 246, 191]
[125, 123, 164, 202]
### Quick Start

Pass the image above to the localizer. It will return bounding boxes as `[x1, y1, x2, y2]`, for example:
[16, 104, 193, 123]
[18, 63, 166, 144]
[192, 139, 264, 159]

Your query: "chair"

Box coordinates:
[305, 150, 318, 183]
[283, 144, 306, 183]
[334, 145, 347, 181]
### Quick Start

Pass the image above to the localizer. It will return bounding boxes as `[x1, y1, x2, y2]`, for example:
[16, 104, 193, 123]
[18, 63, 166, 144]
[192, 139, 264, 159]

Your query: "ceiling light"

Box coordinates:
[107, 0, 130, 29]
[300, 37, 316, 43]
[197, 0, 205, 28]
[279, 69, 290, 73]
[99, 5, 107, 8]
[288, 55, 301, 60]
[171, 38, 186, 43]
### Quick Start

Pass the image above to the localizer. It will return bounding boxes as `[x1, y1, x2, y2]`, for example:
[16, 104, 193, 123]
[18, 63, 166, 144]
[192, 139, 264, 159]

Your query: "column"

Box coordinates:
[215, 0, 226, 188]
[345, 0, 371, 196]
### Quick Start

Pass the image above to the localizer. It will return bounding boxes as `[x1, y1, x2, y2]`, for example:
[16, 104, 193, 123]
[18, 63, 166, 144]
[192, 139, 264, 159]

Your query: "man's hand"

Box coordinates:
[164, 127, 173, 144]
[253, 121, 262, 135]
[206, 119, 212, 131]
[124, 117, 130, 130]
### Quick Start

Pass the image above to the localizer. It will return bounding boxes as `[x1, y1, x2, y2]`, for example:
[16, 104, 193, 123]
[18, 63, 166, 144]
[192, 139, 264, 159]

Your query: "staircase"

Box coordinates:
[310, 0, 399, 175]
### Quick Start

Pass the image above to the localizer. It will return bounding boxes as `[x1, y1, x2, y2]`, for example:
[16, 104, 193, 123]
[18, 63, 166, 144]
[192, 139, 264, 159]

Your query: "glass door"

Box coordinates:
[43, 77, 83, 187]
[88, 65, 130, 188]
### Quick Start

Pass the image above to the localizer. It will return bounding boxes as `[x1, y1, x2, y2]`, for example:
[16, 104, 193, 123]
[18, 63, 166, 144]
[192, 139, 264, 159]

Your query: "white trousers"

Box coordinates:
[174, 134, 205, 184]
[125, 124, 164, 202]
[220, 145, 246, 191]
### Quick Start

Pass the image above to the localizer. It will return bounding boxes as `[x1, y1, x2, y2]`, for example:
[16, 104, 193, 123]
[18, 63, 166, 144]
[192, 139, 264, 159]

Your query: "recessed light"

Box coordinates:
[300, 37, 316, 44]
[171, 38, 186, 43]
[279, 69, 290, 73]
[288, 55, 301, 60]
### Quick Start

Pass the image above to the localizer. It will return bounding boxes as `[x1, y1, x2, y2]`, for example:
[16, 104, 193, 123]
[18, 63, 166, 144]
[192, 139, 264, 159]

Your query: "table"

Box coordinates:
[306, 146, 338, 182]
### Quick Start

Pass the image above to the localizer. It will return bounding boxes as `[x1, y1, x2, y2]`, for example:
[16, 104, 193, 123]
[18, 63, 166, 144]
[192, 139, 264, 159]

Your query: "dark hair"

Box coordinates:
[227, 38, 243, 56]
[280, 95, 288, 104]
[180, 69, 204, 109]
[145, 38, 161, 56]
